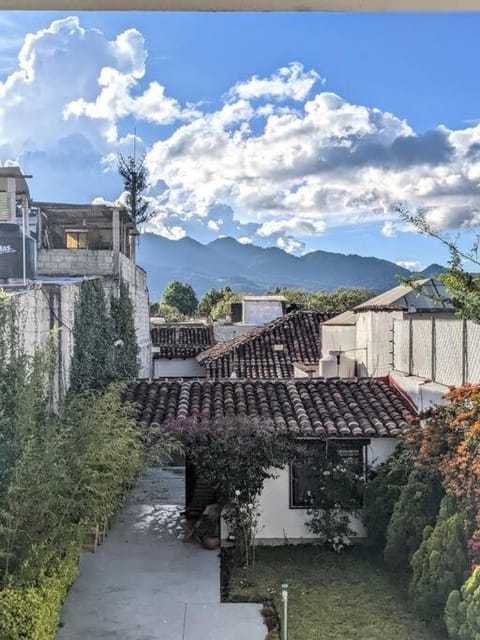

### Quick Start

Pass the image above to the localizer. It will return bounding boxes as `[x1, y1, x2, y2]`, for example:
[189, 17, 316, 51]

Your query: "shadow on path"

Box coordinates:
[56, 467, 264, 640]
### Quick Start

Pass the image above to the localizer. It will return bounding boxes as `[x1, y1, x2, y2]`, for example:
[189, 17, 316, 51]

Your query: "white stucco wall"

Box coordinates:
[321, 325, 357, 377]
[389, 370, 448, 412]
[243, 300, 283, 325]
[230, 437, 398, 544]
[153, 357, 206, 378]
[356, 310, 404, 378]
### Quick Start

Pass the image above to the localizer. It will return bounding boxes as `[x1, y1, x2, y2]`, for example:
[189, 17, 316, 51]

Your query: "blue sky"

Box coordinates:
[1, 11, 480, 270]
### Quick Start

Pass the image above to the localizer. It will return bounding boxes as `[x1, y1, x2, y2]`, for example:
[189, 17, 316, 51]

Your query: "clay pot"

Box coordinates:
[203, 536, 220, 550]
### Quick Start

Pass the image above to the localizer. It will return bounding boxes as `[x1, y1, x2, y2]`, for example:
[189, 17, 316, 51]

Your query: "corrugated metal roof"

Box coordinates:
[354, 278, 453, 312]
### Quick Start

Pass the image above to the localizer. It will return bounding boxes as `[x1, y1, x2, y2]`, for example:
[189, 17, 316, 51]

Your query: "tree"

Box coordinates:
[70, 279, 113, 392]
[198, 287, 232, 317]
[396, 205, 480, 322]
[363, 442, 416, 549]
[151, 303, 185, 322]
[384, 463, 444, 572]
[409, 495, 469, 622]
[118, 152, 153, 225]
[161, 281, 198, 317]
[110, 280, 139, 381]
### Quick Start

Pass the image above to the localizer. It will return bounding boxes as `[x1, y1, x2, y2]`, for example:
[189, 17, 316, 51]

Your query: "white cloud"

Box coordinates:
[238, 236, 253, 244]
[229, 62, 321, 102]
[144, 217, 186, 240]
[396, 260, 426, 272]
[207, 218, 223, 232]
[3, 16, 480, 249]
[256, 217, 326, 237]
[382, 221, 416, 237]
[276, 236, 306, 255]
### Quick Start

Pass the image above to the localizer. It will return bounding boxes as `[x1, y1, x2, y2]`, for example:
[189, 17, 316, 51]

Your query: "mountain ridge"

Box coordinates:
[138, 233, 444, 299]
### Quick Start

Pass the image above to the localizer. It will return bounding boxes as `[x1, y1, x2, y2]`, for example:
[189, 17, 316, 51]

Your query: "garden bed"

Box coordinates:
[224, 545, 443, 640]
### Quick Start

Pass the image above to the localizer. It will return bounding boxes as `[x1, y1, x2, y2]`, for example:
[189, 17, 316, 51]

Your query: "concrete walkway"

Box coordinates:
[56, 467, 265, 640]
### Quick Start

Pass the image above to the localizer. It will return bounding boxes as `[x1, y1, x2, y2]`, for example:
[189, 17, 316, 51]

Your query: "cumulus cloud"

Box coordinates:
[3, 16, 480, 249]
[396, 260, 426, 272]
[238, 236, 253, 244]
[276, 236, 306, 255]
[229, 62, 321, 102]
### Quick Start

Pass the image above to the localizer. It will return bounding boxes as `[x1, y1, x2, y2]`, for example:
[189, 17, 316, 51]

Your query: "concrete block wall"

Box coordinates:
[37, 249, 114, 277]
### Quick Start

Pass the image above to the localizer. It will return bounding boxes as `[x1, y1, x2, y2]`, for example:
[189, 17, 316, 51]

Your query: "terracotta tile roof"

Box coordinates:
[151, 324, 214, 359]
[125, 378, 417, 438]
[196, 310, 332, 379]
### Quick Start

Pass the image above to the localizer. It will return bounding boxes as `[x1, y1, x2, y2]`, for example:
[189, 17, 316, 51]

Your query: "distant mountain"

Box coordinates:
[137, 233, 443, 299]
[420, 263, 445, 278]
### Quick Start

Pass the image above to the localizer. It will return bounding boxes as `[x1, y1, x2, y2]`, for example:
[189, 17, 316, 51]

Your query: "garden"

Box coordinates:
[174, 383, 480, 640]
[0, 282, 178, 639]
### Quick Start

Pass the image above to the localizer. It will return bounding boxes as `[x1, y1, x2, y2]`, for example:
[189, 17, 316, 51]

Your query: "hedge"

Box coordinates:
[0, 544, 80, 640]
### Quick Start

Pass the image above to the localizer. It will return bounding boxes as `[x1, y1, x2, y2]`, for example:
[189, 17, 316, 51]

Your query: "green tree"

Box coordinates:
[409, 495, 470, 623]
[161, 281, 198, 317]
[151, 303, 185, 322]
[384, 463, 444, 573]
[118, 152, 153, 225]
[363, 443, 416, 549]
[198, 287, 233, 317]
[110, 280, 139, 381]
[70, 279, 113, 392]
[396, 205, 480, 322]
[445, 566, 480, 640]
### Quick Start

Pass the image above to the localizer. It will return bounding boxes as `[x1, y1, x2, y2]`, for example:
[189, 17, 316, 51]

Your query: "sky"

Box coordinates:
[1, 11, 480, 270]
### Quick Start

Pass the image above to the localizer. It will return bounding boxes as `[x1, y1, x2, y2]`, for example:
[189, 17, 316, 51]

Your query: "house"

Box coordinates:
[34, 201, 151, 378]
[321, 278, 454, 379]
[126, 376, 418, 542]
[151, 322, 214, 378]
[1, 172, 152, 393]
[197, 309, 332, 379]
[213, 294, 287, 342]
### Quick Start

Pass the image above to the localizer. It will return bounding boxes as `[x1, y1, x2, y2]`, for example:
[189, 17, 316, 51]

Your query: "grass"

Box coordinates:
[226, 545, 444, 640]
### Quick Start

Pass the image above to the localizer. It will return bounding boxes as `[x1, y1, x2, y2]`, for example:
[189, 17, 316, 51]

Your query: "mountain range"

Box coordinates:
[137, 233, 444, 300]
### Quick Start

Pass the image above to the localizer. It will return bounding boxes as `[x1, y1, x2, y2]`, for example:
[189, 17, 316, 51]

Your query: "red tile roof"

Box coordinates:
[125, 378, 417, 438]
[197, 310, 331, 378]
[151, 324, 214, 359]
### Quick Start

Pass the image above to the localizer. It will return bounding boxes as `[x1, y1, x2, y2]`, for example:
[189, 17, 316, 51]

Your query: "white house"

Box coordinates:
[127, 376, 418, 543]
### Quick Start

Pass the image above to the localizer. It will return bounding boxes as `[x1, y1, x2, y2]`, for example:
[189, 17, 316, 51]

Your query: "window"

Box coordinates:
[290, 440, 367, 509]
[65, 230, 87, 249]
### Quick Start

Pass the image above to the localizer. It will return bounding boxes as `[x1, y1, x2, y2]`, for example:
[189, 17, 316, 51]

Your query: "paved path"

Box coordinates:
[56, 467, 265, 640]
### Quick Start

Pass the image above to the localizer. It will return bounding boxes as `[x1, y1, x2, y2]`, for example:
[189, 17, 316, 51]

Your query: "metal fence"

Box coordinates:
[393, 317, 480, 387]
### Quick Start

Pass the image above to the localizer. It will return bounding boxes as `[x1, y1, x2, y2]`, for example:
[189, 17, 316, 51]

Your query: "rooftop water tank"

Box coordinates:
[319, 354, 337, 379]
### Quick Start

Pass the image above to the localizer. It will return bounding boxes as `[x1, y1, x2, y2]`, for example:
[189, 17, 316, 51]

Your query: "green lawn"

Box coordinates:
[226, 546, 443, 640]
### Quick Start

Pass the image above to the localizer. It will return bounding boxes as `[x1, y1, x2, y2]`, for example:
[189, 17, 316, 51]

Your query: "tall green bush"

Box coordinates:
[445, 567, 480, 639]
[70, 279, 112, 391]
[409, 495, 469, 622]
[384, 463, 443, 572]
[363, 443, 415, 549]
[111, 280, 139, 381]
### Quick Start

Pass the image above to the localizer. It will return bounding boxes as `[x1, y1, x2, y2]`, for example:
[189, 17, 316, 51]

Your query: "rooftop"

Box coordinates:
[197, 309, 332, 379]
[151, 323, 214, 359]
[125, 377, 418, 438]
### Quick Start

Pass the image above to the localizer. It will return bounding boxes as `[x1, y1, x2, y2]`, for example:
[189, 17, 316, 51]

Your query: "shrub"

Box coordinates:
[409, 495, 470, 622]
[0, 544, 79, 640]
[384, 463, 443, 572]
[363, 443, 415, 549]
[445, 566, 480, 639]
